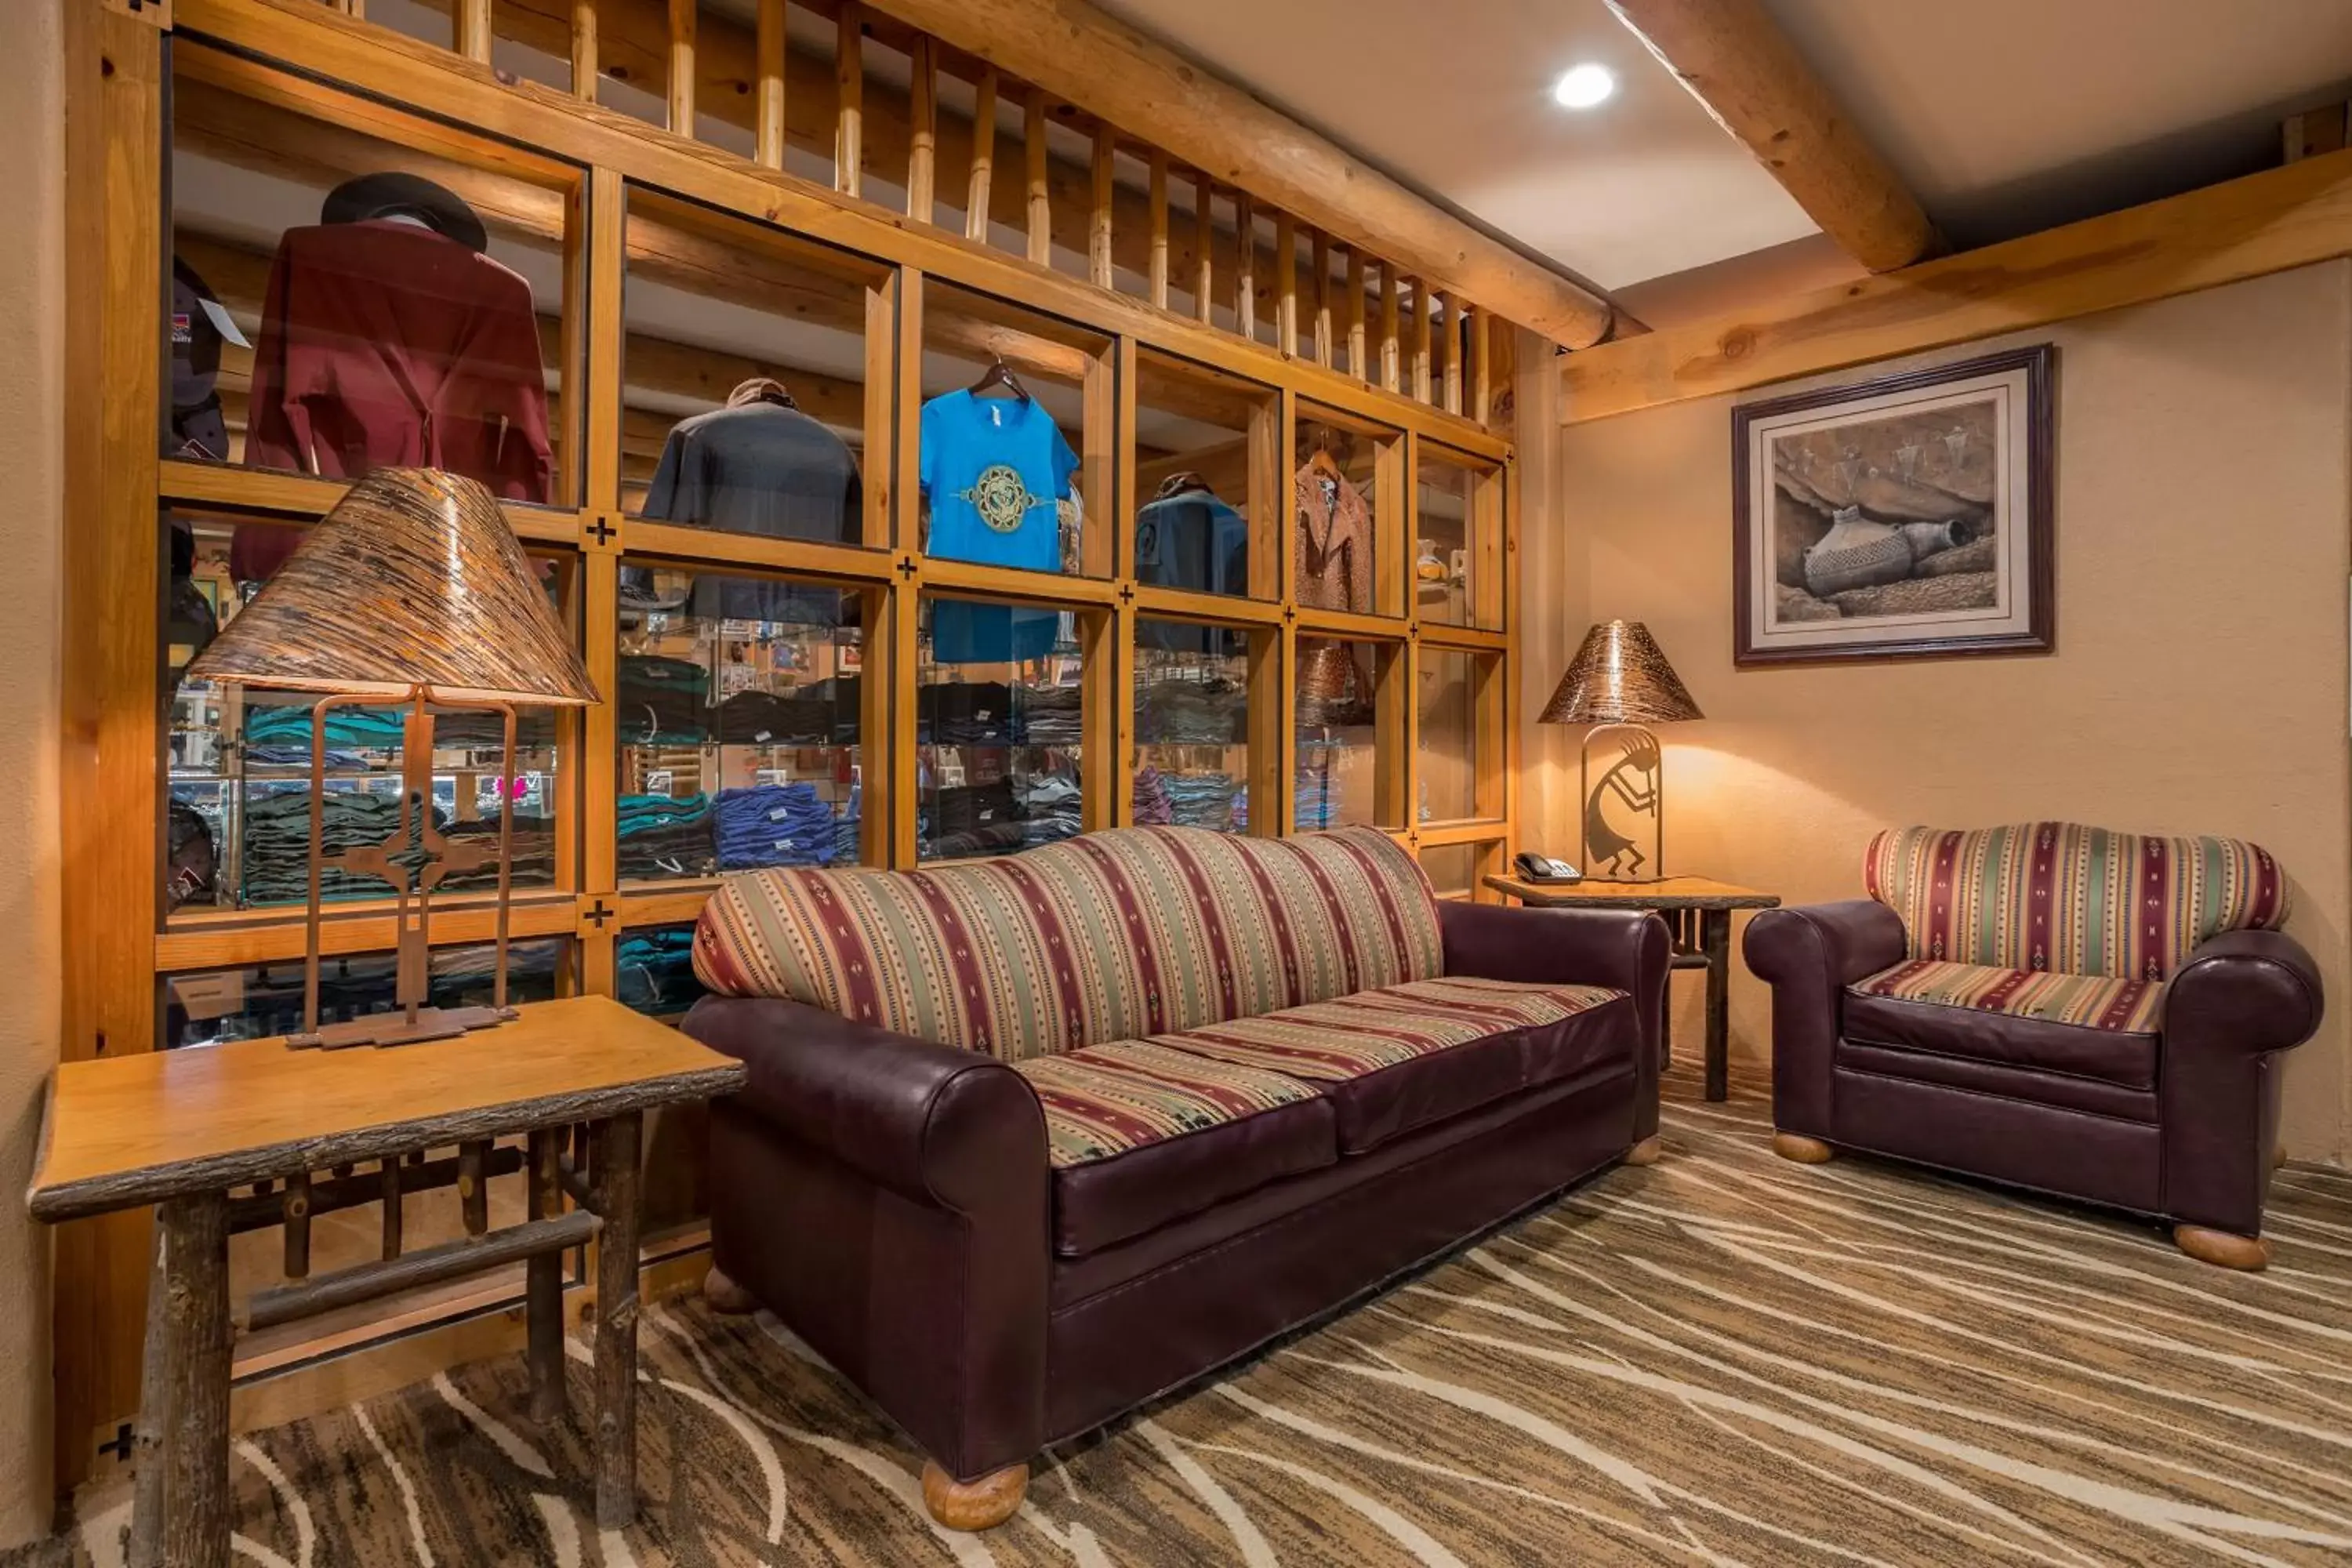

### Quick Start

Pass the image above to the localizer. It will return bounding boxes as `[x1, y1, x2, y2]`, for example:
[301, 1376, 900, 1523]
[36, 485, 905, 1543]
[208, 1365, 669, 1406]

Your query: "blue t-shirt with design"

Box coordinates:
[920, 389, 1077, 569]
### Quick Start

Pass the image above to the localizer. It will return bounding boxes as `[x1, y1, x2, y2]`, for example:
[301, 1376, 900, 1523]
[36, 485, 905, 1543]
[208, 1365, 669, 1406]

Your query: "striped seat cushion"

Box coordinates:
[1013, 1040, 1323, 1167]
[691, 825, 1443, 1062]
[1137, 977, 1624, 1083]
[1851, 959, 2165, 1035]
[1864, 821, 2288, 981]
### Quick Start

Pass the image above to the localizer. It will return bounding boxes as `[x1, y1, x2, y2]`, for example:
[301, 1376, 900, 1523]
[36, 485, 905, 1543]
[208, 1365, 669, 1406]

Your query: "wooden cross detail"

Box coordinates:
[895, 554, 921, 580]
[582, 898, 617, 931]
[98, 1422, 134, 1463]
[1116, 583, 1137, 605]
[585, 517, 619, 547]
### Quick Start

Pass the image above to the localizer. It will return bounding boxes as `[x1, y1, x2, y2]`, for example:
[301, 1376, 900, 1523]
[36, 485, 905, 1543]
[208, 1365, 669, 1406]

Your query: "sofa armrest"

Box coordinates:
[681, 996, 1046, 1207]
[1439, 902, 1668, 1142]
[1741, 901, 1907, 1138]
[2164, 930, 2323, 1058]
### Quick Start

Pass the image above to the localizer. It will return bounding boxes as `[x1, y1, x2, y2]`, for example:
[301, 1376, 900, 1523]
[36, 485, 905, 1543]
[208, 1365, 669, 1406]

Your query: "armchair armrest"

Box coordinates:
[1743, 900, 1907, 990]
[681, 996, 1046, 1207]
[1742, 900, 1907, 1138]
[2164, 930, 2323, 1057]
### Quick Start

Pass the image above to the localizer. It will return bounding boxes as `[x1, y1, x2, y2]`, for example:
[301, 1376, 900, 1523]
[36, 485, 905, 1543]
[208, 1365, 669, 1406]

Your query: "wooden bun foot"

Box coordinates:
[1623, 1134, 1662, 1167]
[1772, 1132, 1835, 1164]
[2173, 1225, 2269, 1272]
[922, 1460, 1029, 1531]
[702, 1265, 758, 1316]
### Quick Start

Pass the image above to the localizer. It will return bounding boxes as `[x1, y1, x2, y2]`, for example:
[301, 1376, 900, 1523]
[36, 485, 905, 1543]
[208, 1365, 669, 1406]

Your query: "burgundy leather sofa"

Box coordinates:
[1746, 822, 2319, 1270]
[680, 826, 1667, 1529]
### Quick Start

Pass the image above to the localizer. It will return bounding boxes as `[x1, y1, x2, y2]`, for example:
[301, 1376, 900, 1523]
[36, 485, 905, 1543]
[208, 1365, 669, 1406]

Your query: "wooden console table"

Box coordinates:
[27, 994, 746, 1568]
[1485, 875, 1780, 1102]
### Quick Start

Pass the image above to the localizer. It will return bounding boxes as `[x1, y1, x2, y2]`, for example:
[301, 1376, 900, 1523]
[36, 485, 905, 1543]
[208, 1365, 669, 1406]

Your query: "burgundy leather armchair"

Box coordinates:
[1744, 822, 2319, 1269]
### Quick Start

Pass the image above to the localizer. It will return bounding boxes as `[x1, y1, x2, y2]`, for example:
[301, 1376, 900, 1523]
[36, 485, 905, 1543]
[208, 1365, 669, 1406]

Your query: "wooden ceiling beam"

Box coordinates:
[845, 0, 1615, 347]
[1602, 0, 1938, 274]
[1559, 145, 2352, 422]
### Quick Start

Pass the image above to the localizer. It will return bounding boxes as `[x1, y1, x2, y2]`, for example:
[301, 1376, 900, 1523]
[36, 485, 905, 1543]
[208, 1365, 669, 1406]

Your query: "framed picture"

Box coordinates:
[1733, 344, 2053, 666]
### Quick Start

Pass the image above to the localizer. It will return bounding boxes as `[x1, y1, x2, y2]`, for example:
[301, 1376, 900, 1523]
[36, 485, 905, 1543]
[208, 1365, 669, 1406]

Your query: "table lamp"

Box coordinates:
[187, 467, 598, 1047]
[1539, 620, 1702, 881]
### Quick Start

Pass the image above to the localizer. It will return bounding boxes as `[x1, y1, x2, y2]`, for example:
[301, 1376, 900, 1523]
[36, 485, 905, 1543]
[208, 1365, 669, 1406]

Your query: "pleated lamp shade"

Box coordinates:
[1540, 620, 1702, 726]
[188, 467, 599, 706]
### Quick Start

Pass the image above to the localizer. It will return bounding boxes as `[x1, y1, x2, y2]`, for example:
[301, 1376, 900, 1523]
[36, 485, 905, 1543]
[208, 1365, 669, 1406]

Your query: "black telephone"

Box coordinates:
[1515, 851, 1581, 884]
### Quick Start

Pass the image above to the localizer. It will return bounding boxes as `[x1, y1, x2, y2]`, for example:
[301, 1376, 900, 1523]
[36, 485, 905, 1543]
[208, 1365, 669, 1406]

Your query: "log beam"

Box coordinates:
[1560, 144, 2352, 423]
[1602, 0, 1936, 273]
[851, 0, 1615, 346]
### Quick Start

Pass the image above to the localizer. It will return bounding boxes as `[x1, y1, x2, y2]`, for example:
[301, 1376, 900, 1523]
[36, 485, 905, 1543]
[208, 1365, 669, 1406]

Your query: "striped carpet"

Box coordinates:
[29, 1067, 2352, 1567]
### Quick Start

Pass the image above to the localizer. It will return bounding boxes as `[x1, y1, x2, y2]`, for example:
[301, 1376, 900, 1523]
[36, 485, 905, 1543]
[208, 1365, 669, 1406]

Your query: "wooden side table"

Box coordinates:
[27, 994, 746, 1568]
[1485, 875, 1780, 1102]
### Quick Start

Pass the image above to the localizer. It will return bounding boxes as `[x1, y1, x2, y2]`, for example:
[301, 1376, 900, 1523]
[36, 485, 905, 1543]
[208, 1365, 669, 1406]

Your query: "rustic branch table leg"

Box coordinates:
[592, 1112, 643, 1530]
[127, 1216, 174, 1568]
[526, 1127, 568, 1423]
[154, 1192, 232, 1568]
[1703, 909, 1730, 1102]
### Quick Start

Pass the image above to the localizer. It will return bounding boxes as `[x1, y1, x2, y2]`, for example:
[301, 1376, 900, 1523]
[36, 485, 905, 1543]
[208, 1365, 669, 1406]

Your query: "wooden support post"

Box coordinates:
[1025, 90, 1051, 265]
[527, 1127, 567, 1422]
[1346, 246, 1367, 382]
[155, 1193, 231, 1568]
[1430, 288, 1449, 411]
[965, 69, 997, 243]
[666, 0, 695, 136]
[906, 34, 937, 222]
[835, 4, 864, 198]
[280, 1170, 311, 1281]
[1090, 123, 1116, 289]
[1193, 174, 1214, 325]
[571, 0, 597, 100]
[459, 1139, 490, 1237]
[1312, 229, 1333, 368]
[753, 0, 787, 168]
[379, 1156, 403, 1261]
[593, 1112, 644, 1530]
[1380, 266, 1401, 393]
[1412, 278, 1434, 403]
[1147, 151, 1170, 308]
[1235, 191, 1257, 341]
[125, 1222, 172, 1568]
[459, 0, 492, 64]
[1471, 307, 1492, 425]
[1275, 212, 1298, 356]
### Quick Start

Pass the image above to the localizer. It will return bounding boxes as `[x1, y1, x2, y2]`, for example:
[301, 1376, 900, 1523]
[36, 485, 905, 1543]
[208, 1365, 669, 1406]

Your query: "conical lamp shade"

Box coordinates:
[188, 467, 599, 706]
[1540, 620, 1702, 726]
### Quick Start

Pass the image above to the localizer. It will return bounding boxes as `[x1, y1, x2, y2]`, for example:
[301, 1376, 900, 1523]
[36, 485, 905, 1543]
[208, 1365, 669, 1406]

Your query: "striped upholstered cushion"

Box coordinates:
[1138, 978, 1622, 1083]
[1863, 822, 2288, 982]
[1853, 959, 2164, 1035]
[691, 825, 1443, 1062]
[1013, 1041, 1321, 1167]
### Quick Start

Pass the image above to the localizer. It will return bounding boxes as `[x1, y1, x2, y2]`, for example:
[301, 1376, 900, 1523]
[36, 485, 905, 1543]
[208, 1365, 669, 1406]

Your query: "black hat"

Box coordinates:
[321, 172, 489, 253]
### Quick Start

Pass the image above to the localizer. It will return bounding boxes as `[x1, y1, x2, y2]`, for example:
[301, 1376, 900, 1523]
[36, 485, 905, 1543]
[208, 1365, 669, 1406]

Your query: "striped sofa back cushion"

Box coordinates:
[691, 825, 1443, 1061]
[1862, 822, 2289, 981]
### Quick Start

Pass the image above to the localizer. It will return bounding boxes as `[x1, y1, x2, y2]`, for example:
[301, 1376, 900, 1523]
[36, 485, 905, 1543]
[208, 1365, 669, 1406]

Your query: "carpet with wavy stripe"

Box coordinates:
[29, 1068, 2352, 1566]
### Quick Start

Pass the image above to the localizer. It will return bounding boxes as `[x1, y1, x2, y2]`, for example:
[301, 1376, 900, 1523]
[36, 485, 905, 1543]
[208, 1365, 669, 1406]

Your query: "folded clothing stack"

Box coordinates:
[1165, 771, 1242, 833]
[243, 702, 407, 753]
[1131, 765, 1174, 826]
[713, 782, 839, 869]
[924, 779, 1024, 861]
[1138, 677, 1247, 745]
[618, 792, 717, 880]
[617, 927, 707, 1016]
[1019, 685, 1084, 745]
[618, 655, 713, 746]
[241, 787, 438, 905]
[920, 681, 1014, 745]
[715, 690, 836, 747]
[1018, 775, 1083, 848]
[440, 811, 557, 891]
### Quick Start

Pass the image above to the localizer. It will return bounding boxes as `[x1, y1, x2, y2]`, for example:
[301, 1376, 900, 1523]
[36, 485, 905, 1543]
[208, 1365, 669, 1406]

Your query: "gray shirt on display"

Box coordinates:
[641, 400, 862, 626]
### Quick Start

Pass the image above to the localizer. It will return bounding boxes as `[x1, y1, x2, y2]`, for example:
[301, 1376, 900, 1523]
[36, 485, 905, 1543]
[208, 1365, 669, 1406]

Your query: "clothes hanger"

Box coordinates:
[968, 353, 1032, 402]
[1305, 427, 1347, 481]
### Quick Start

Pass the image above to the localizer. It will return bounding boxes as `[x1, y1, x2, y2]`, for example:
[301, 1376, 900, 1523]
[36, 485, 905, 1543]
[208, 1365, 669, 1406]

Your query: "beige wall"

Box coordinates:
[1544, 263, 2352, 1163]
[0, 0, 64, 1544]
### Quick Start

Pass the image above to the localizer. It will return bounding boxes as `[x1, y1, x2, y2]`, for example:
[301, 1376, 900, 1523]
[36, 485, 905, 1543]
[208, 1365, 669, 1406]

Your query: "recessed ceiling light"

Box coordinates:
[1552, 63, 1616, 111]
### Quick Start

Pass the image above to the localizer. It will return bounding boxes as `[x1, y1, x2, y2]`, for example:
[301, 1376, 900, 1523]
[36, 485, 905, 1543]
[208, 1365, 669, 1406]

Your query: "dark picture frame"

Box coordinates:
[1732, 344, 2055, 666]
